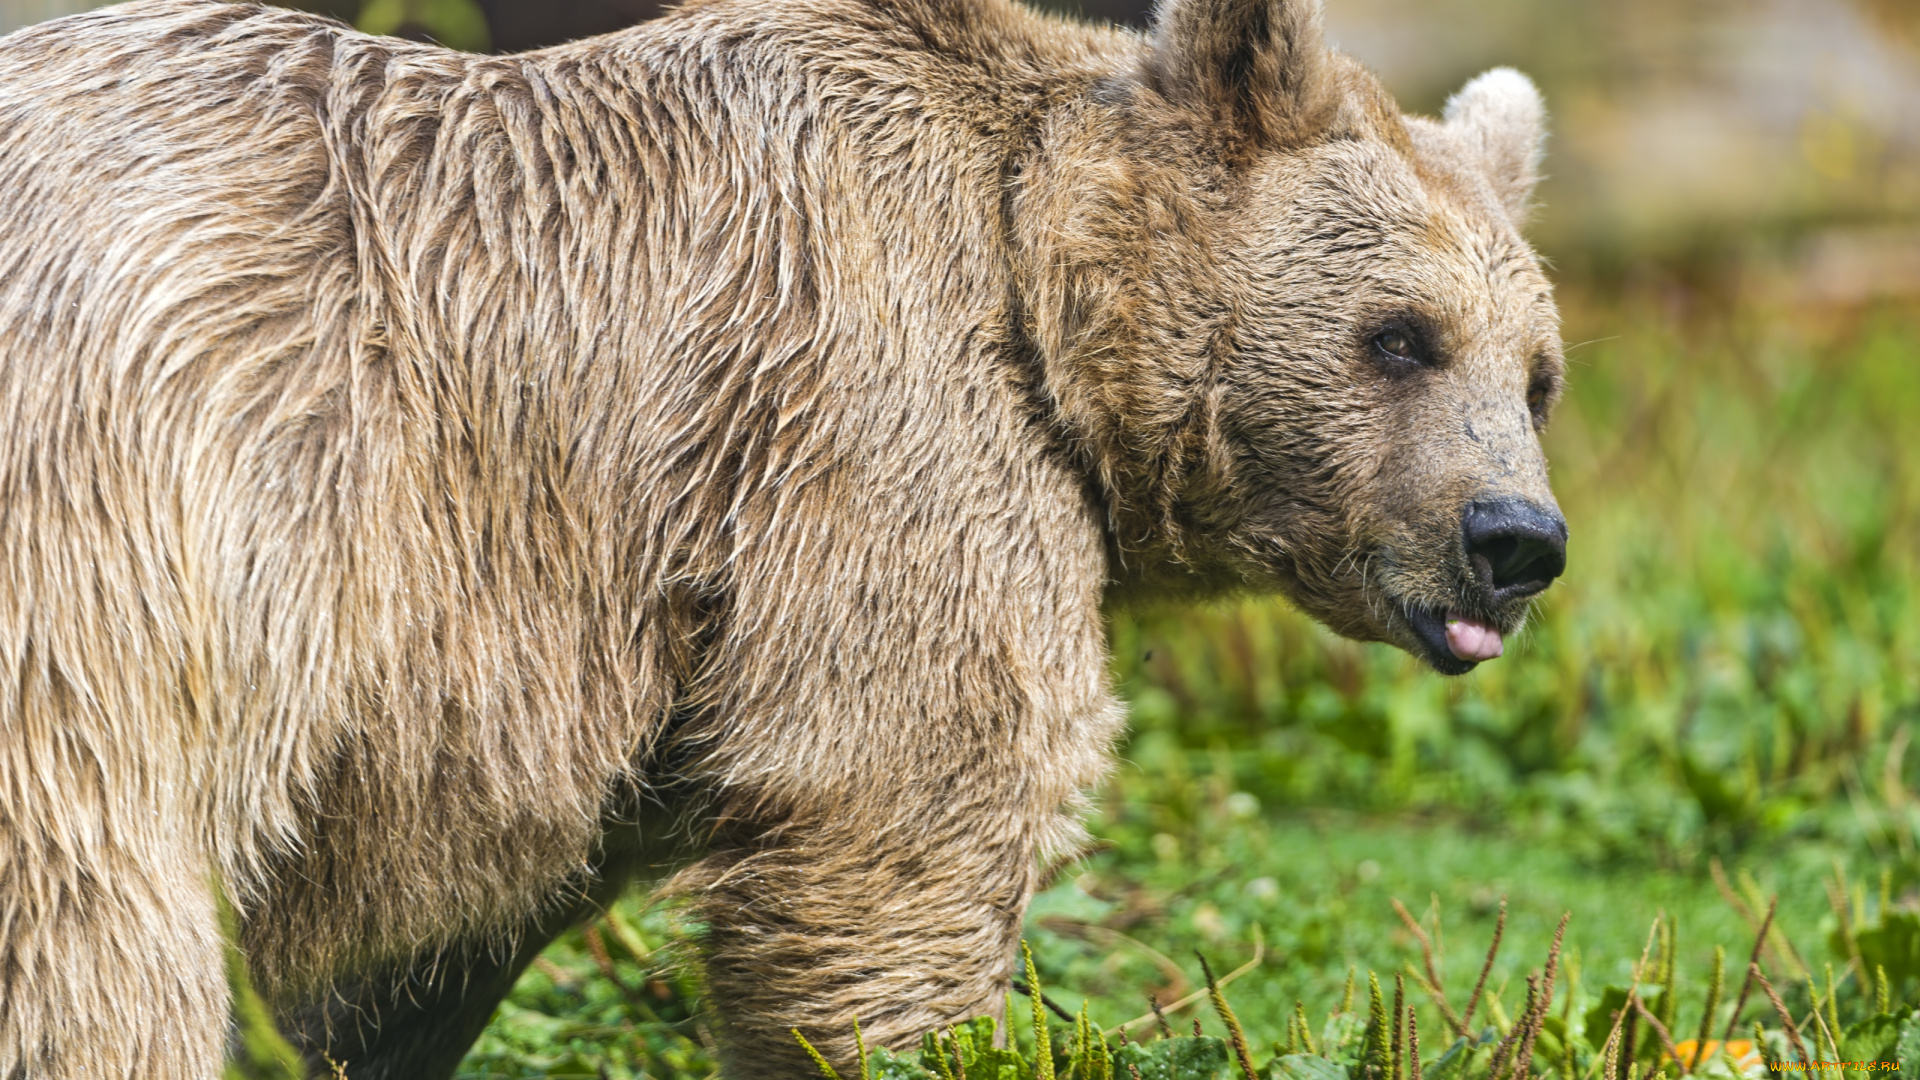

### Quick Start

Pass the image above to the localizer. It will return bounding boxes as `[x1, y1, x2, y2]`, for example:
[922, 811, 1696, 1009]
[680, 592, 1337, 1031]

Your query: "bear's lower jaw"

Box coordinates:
[1400, 603, 1483, 675]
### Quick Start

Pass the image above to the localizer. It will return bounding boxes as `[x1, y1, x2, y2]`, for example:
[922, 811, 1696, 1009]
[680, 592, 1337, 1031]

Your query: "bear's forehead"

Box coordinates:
[1247, 137, 1504, 247]
[1244, 144, 1547, 306]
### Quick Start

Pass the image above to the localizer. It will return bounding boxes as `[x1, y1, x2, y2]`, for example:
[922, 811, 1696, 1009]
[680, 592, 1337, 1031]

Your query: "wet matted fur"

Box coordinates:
[0, 0, 1565, 1075]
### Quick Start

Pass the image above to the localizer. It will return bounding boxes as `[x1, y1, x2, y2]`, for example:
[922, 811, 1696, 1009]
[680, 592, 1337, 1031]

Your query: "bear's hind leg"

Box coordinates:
[274, 797, 691, 1078]
[0, 840, 229, 1079]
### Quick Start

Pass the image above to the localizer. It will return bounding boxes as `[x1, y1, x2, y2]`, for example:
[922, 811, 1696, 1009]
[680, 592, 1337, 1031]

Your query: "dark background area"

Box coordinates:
[478, 0, 667, 53]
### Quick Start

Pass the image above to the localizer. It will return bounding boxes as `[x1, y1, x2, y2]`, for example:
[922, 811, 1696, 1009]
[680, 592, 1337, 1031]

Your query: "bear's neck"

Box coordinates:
[327, 0, 1226, 601]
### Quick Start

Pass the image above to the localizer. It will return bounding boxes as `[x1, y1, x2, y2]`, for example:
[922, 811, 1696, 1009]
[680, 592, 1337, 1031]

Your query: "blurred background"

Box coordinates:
[4, 0, 1919, 1074]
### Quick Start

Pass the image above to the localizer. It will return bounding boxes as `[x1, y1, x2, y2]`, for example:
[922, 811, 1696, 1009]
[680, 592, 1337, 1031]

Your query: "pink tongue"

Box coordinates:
[1445, 614, 1504, 662]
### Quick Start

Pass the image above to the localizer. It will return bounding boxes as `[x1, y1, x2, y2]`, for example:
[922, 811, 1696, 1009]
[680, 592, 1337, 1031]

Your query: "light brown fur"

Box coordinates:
[0, 0, 1563, 1075]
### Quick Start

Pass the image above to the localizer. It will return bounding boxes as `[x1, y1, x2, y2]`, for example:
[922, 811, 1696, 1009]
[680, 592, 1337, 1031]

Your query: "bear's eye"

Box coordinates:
[1527, 371, 1558, 426]
[1372, 329, 1423, 364]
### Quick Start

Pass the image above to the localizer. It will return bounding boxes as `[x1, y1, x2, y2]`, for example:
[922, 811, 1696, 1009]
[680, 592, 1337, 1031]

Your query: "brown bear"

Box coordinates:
[0, 0, 1566, 1074]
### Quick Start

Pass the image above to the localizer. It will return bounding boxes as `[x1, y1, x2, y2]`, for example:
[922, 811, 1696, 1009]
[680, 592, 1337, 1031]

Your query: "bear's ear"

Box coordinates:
[1146, 0, 1336, 149]
[1442, 68, 1547, 221]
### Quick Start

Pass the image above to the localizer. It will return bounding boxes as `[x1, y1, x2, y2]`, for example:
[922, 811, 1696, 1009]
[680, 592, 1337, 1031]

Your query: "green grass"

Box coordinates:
[457, 903, 716, 1078]
[1024, 805, 1835, 1040]
[442, 796, 1890, 1078]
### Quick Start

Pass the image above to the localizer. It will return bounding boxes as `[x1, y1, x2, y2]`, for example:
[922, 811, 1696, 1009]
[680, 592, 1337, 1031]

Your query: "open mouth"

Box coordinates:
[1402, 604, 1504, 676]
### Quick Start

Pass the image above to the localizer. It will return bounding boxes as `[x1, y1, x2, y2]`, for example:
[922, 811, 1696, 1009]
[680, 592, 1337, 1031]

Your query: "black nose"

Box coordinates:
[1463, 498, 1567, 600]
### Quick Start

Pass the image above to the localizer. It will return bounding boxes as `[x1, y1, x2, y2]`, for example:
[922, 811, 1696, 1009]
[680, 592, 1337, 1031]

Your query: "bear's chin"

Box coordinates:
[1401, 603, 1484, 676]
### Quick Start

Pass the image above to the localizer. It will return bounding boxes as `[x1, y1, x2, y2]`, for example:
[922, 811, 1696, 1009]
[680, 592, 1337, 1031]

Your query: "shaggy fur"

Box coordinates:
[0, 0, 1564, 1075]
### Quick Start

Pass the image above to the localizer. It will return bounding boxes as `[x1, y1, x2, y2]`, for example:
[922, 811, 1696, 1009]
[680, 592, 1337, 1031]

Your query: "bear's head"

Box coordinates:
[1016, 0, 1567, 674]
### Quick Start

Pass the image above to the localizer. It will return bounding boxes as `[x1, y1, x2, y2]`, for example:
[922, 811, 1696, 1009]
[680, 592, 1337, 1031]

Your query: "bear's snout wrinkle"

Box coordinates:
[1462, 496, 1567, 603]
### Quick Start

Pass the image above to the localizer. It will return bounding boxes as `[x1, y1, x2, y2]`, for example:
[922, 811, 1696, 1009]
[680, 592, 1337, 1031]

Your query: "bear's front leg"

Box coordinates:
[677, 415, 1122, 1074]
[697, 795, 1038, 1073]
[690, 696, 1122, 1077]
